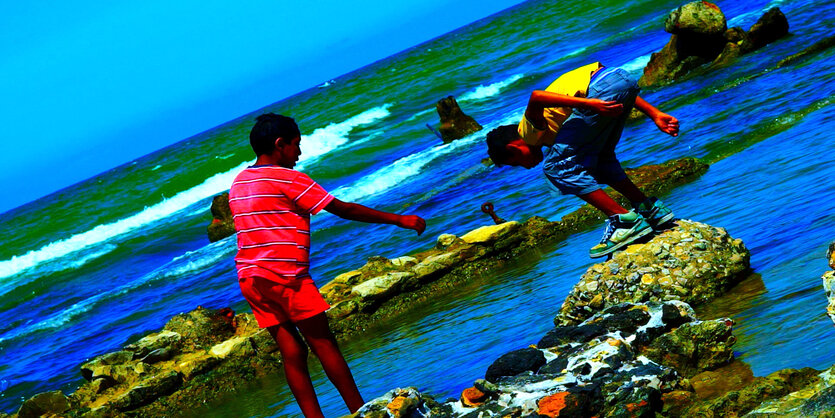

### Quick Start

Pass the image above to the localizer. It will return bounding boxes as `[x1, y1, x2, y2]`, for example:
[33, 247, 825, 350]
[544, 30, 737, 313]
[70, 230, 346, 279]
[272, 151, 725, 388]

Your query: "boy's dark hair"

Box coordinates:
[485, 124, 519, 166]
[249, 113, 301, 156]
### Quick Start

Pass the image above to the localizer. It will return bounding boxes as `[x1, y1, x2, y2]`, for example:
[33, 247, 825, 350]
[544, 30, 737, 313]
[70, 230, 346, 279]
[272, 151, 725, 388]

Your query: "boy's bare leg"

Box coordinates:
[296, 313, 365, 413]
[269, 323, 325, 418]
[579, 189, 629, 217]
[608, 177, 648, 206]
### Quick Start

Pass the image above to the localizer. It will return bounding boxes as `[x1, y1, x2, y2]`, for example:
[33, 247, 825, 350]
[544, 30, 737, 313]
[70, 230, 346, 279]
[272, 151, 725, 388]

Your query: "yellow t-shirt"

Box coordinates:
[518, 62, 602, 147]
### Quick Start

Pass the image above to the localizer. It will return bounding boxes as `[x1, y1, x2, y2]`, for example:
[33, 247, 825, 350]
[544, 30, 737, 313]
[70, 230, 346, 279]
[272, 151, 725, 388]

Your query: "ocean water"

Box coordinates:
[1, 0, 834, 415]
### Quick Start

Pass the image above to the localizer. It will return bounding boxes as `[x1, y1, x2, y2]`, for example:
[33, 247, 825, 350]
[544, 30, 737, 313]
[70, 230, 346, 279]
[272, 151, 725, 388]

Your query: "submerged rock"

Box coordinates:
[436, 96, 482, 142]
[556, 220, 750, 326]
[207, 192, 235, 242]
[17, 391, 70, 418]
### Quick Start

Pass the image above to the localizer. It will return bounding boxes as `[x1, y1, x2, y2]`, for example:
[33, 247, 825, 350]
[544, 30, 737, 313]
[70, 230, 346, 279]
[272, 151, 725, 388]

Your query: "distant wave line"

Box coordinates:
[0, 238, 235, 343]
[0, 105, 392, 285]
[459, 73, 525, 102]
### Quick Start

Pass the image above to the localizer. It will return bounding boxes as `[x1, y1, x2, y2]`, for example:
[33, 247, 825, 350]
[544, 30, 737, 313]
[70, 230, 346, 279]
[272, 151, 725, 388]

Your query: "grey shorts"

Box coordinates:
[542, 67, 640, 196]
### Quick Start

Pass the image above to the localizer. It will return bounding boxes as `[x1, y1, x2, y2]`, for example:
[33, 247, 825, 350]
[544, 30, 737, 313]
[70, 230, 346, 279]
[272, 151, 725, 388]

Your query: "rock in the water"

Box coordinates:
[17, 391, 70, 418]
[640, 4, 790, 86]
[163, 307, 236, 351]
[777, 35, 835, 68]
[665, 1, 727, 36]
[685, 368, 820, 416]
[485, 347, 546, 382]
[207, 193, 235, 242]
[747, 7, 789, 50]
[556, 220, 749, 325]
[823, 271, 835, 327]
[642, 318, 736, 377]
[436, 96, 482, 142]
[829, 242, 835, 270]
[352, 272, 415, 301]
[460, 221, 520, 246]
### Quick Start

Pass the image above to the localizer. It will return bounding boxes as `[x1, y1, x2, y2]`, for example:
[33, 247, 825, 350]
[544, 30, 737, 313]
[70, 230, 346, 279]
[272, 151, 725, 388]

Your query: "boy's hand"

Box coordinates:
[398, 215, 426, 235]
[653, 112, 679, 137]
[586, 99, 623, 117]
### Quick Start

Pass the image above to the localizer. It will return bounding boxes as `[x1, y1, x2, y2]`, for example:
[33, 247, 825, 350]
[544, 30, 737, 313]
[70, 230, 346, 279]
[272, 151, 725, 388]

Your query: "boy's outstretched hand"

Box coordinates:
[653, 112, 680, 137]
[398, 215, 426, 235]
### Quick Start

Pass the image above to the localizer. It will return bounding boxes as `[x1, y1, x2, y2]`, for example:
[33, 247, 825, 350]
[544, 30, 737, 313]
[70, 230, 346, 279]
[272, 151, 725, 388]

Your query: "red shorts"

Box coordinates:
[238, 276, 330, 328]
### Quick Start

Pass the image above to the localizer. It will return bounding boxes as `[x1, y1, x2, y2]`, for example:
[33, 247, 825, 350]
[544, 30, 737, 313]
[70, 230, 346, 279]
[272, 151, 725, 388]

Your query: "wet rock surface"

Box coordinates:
[11, 157, 714, 416]
[556, 219, 750, 326]
[206, 192, 235, 242]
[640, 2, 790, 87]
[825, 241, 835, 326]
[435, 96, 482, 143]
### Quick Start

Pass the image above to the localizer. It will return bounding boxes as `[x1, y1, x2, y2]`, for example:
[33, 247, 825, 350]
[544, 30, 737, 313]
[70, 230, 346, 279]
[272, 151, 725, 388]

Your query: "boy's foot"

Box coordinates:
[636, 197, 675, 229]
[589, 211, 652, 258]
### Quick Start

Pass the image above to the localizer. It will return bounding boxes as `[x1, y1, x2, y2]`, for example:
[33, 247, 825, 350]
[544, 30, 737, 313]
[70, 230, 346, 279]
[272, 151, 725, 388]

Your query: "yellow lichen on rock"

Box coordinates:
[460, 221, 520, 245]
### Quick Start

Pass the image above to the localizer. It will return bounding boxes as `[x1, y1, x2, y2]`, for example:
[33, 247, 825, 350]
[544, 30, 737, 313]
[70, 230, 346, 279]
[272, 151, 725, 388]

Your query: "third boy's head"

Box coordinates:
[250, 113, 303, 168]
[485, 124, 543, 169]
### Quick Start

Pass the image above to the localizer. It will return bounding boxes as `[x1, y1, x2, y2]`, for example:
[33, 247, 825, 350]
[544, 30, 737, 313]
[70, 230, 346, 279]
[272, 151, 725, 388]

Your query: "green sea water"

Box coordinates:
[1, 0, 834, 415]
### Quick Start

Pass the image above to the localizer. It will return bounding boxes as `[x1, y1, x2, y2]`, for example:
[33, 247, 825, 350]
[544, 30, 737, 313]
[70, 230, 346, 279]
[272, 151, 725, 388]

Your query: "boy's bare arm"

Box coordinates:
[525, 90, 623, 127]
[635, 96, 680, 137]
[324, 198, 426, 235]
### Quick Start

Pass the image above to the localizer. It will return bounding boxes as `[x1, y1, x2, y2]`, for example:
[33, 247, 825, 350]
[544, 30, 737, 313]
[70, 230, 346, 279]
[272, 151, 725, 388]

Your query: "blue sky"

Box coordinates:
[0, 0, 524, 213]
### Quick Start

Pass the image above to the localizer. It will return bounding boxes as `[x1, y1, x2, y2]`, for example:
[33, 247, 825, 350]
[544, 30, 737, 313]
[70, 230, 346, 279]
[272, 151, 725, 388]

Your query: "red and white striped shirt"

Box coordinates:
[229, 165, 334, 284]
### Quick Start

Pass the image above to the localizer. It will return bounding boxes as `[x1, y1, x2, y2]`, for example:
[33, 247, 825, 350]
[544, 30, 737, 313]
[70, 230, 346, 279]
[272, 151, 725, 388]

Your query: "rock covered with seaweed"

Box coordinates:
[640, 2, 790, 87]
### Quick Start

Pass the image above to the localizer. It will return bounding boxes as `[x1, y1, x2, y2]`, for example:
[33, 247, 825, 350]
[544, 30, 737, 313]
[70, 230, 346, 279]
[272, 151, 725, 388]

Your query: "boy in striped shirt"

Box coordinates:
[229, 113, 425, 417]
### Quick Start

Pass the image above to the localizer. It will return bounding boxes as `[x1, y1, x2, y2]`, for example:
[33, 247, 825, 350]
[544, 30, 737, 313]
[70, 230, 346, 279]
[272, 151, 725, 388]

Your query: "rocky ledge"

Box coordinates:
[349, 237, 835, 417]
[9, 157, 709, 417]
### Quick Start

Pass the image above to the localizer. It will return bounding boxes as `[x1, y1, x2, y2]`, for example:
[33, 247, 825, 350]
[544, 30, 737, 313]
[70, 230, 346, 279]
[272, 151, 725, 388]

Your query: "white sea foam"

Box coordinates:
[299, 105, 391, 163]
[620, 54, 652, 75]
[0, 238, 235, 343]
[727, 1, 786, 26]
[331, 134, 482, 202]
[459, 73, 525, 102]
[0, 106, 391, 286]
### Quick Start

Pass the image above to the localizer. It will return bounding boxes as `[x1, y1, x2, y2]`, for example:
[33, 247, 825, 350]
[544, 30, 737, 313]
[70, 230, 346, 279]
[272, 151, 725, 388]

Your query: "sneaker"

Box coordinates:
[589, 211, 652, 258]
[636, 197, 675, 229]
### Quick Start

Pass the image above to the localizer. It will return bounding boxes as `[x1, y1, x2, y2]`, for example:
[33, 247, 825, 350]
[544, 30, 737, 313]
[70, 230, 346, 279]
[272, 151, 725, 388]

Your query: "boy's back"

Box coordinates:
[229, 165, 333, 285]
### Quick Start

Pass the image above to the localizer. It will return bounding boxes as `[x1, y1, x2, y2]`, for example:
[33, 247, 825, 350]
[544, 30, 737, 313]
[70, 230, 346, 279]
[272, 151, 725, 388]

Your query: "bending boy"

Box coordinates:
[229, 113, 425, 417]
[485, 62, 680, 258]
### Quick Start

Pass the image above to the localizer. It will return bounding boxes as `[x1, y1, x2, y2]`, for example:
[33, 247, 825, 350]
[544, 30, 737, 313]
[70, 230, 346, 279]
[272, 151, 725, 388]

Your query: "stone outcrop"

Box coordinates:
[207, 193, 235, 242]
[436, 96, 482, 142]
[777, 35, 835, 68]
[556, 219, 750, 325]
[352, 301, 737, 417]
[640, 2, 790, 87]
[349, 229, 835, 417]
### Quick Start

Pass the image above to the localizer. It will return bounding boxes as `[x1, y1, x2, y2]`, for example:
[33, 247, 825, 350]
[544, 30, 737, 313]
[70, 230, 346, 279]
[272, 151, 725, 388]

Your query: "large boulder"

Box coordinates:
[207, 193, 235, 242]
[436, 96, 482, 142]
[640, 3, 790, 87]
[665, 1, 727, 37]
[556, 220, 750, 325]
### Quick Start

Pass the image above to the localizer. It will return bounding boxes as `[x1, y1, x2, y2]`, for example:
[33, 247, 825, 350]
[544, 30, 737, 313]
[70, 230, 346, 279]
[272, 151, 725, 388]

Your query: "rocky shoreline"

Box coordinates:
[349, 225, 835, 417]
[9, 3, 835, 416]
[8, 157, 709, 418]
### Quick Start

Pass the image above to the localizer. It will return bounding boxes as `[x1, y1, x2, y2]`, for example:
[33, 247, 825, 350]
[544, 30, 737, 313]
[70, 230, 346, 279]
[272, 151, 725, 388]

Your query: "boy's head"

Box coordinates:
[485, 124, 543, 169]
[250, 113, 302, 168]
